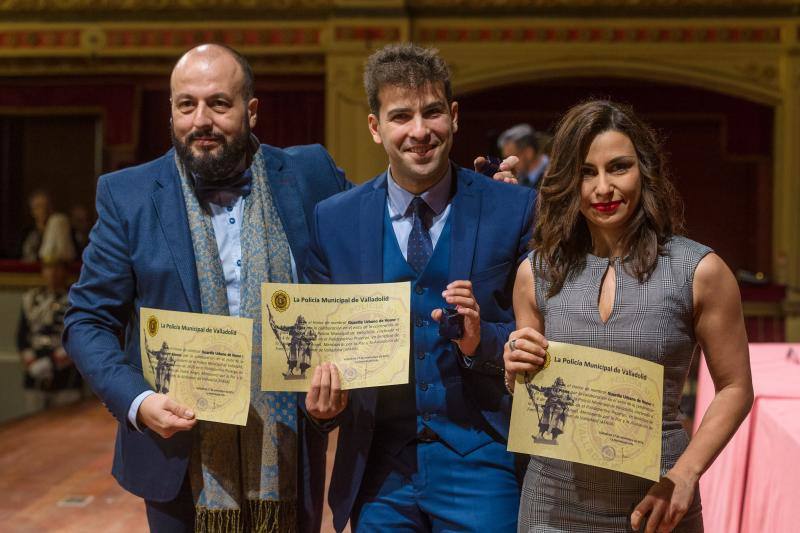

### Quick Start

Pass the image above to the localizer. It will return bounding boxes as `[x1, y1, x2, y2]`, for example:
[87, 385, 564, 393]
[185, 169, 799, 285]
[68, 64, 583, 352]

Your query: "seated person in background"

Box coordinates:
[17, 258, 82, 410]
[497, 123, 550, 189]
[39, 211, 76, 264]
[20, 189, 53, 262]
[19, 189, 77, 263]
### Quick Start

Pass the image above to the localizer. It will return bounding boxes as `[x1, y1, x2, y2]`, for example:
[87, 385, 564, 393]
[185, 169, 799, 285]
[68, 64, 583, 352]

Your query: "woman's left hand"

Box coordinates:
[630, 468, 699, 532]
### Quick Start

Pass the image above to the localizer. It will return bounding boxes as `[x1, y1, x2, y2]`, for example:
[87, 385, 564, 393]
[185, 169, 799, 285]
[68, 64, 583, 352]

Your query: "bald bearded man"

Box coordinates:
[64, 44, 350, 532]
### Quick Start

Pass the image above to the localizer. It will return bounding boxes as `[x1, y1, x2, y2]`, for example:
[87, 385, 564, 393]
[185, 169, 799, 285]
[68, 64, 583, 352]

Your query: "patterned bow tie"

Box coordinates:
[193, 168, 253, 208]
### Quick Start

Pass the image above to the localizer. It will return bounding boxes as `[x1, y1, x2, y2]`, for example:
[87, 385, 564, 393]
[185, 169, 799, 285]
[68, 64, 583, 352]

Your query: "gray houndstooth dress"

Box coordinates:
[518, 236, 708, 532]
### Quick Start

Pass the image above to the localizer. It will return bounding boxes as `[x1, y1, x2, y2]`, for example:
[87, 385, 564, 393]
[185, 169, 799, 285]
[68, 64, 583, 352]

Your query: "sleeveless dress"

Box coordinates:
[518, 236, 709, 532]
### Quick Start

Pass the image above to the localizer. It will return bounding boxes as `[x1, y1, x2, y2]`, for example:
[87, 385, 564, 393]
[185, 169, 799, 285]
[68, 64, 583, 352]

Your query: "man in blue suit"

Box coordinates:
[63, 44, 349, 532]
[305, 44, 536, 532]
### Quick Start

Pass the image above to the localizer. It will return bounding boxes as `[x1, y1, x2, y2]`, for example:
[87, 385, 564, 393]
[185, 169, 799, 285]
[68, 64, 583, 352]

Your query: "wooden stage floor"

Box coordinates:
[0, 399, 342, 532]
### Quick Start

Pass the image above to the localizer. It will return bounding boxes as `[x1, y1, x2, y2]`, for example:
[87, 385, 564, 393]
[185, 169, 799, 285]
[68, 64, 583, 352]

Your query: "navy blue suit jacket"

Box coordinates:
[304, 166, 536, 531]
[63, 144, 348, 528]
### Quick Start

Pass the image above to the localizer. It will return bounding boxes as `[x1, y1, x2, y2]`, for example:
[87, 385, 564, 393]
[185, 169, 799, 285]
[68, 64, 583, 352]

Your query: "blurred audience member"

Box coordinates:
[17, 258, 82, 411]
[39, 212, 76, 264]
[69, 204, 92, 256]
[20, 190, 53, 262]
[498, 123, 550, 188]
[19, 190, 77, 263]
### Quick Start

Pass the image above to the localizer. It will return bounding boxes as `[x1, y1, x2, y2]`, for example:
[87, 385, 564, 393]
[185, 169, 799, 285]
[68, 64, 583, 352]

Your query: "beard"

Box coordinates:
[172, 120, 251, 183]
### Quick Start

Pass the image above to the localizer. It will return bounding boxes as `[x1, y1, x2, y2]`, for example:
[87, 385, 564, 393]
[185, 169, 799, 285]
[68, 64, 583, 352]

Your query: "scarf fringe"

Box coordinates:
[194, 501, 296, 533]
[195, 507, 241, 533]
[248, 499, 297, 533]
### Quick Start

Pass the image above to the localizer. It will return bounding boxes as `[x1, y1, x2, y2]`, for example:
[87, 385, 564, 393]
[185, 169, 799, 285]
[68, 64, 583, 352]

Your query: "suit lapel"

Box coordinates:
[151, 154, 201, 311]
[449, 167, 481, 281]
[264, 147, 312, 278]
[359, 173, 387, 282]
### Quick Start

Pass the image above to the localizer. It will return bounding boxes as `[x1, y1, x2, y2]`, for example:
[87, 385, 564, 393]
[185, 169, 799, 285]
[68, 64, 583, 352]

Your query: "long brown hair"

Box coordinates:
[533, 100, 684, 297]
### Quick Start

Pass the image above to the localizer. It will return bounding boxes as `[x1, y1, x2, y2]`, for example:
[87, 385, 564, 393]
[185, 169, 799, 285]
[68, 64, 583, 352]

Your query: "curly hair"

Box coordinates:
[363, 43, 453, 115]
[532, 100, 684, 297]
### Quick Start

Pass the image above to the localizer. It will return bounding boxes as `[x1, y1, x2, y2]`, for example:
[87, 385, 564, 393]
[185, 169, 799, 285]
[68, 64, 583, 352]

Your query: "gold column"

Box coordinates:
[325, 52, 385, 183]
[324, 8, 409, 183]
[775, 27, 800, 340]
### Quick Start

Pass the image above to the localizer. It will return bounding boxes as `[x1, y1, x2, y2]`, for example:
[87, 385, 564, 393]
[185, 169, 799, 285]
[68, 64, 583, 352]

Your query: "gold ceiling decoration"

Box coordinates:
[0, 0, 334, 9]
[0, 0, 797, 11]
[407, 0, 799, 6]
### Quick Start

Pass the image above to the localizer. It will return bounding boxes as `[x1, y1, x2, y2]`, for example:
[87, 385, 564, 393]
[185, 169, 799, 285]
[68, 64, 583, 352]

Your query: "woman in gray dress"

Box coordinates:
[504, 100, 753, 532]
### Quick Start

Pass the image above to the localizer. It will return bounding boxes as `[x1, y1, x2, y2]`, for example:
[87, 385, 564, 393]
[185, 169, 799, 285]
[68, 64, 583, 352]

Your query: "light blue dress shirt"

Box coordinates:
[386, 165, 452, 257]
[128, 194, 298, 429]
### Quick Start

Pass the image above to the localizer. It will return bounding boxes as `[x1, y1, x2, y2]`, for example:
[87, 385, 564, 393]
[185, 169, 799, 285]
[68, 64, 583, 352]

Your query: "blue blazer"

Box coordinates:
[304, 166, 536, 531]
[63, 144, 348, 529]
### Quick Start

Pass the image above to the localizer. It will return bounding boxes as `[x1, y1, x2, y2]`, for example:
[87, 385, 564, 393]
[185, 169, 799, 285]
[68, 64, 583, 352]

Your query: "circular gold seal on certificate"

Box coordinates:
[146, 315, 159, 337]
[542, 349, 551, 369]
[271, 290, 290, 312]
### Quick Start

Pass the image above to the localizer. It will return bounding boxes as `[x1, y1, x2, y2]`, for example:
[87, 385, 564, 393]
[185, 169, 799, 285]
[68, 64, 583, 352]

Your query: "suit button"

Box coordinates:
[415, 285, 424, 295]
[415, 317, 423, 327]
[416, 351, 426, 360]
[419, 382, 428, 391]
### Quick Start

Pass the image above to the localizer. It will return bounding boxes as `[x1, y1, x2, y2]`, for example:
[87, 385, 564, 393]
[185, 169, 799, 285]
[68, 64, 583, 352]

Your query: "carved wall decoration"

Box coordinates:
[416, 25, 782, 43]
[0, 25, 323, 55]
[104, 27, 321, 49]
[0, 0, 334, 11]
[2, 0, 796, 13]
[735, 62, 779, 87]
[334, 26, 401, 42]
[0, 29, 82, 51]
[408, 0, 797, 5]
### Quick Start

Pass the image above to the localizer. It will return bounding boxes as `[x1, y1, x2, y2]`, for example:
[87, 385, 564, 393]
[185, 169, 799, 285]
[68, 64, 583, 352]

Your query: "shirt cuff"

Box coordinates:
[128, 390, 155, 432]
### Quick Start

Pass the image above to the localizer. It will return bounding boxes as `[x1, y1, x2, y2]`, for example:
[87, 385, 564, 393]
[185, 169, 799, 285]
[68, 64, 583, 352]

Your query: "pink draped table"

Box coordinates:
[694, 343, 800, 533]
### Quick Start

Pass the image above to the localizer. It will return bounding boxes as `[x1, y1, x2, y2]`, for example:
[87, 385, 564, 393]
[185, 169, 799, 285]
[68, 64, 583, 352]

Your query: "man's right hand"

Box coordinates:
[306, 362, 349, 421]
[137, 393, 197, 438]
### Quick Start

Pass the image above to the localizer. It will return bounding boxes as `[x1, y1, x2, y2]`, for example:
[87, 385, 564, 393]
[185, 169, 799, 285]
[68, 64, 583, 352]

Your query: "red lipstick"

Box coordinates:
[591, 201, 622, 213]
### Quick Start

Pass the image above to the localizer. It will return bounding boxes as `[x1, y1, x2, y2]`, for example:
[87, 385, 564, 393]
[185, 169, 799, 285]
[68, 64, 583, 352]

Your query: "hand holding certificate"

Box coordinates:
[262, 282, 411, 392]
[139, 308, 252, 426]
[508, 341, 664, 481]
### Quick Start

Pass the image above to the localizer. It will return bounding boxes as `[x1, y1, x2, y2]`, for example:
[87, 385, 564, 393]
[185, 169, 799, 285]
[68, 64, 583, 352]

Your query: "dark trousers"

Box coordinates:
[145, 474, 195, 533]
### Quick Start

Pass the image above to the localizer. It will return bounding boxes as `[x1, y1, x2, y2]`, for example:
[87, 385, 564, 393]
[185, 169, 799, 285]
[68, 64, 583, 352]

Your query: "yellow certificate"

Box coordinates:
[140, 307, 252, 426]
[508, 341, 664, 481]
[261, 282, 411, 392]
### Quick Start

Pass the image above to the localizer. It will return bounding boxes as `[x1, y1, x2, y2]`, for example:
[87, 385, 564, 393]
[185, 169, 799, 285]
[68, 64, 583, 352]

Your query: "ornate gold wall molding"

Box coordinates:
[0, 0, 333, 11]
[2, 0, 796, 11]
[0, 23, 325, 56]
[447, 55, 782, 105]
[408, 0, 798, 6]
[416, 25, 782, 44]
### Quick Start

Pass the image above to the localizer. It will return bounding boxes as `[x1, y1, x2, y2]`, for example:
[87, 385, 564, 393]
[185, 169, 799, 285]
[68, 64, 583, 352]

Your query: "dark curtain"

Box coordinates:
[453, 79, 774, 276]
[0, 117, 25, 258]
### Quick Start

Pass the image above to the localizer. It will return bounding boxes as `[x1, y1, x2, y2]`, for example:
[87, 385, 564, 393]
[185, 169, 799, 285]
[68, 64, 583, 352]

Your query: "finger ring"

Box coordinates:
[509, 339, 517, 351]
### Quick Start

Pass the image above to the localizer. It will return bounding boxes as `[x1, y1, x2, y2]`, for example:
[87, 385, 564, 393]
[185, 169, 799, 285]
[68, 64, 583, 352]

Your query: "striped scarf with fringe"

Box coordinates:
[176, 149, 298, 532]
